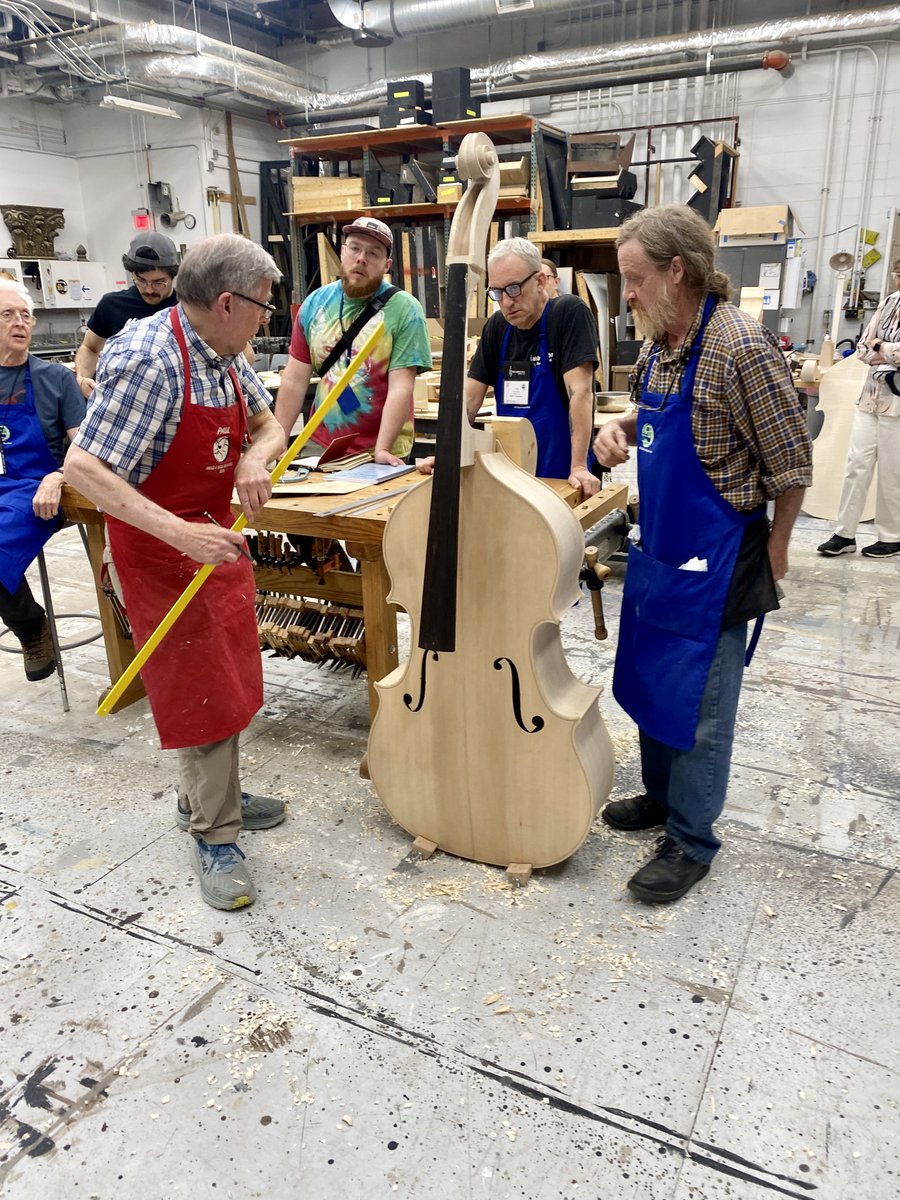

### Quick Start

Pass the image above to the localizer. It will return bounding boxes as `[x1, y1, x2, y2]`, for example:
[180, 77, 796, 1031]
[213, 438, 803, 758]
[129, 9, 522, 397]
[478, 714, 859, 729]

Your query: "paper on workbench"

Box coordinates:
[338, 462, 416, 483]
[271, 477, 371, 496]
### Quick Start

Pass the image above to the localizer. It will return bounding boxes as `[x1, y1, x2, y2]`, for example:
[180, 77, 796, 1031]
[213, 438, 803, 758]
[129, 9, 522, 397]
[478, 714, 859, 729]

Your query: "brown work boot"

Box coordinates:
[21, 618, 55, 681]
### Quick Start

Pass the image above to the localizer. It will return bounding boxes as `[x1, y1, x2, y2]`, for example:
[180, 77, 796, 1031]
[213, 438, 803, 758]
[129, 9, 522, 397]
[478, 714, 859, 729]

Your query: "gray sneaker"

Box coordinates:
[176, 791, 286, 832]
[189, 839, 257, 910]
[817, 534, 856, 556]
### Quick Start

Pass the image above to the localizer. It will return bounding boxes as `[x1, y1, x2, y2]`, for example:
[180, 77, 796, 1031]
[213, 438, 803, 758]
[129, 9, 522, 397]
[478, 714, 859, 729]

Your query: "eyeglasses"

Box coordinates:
[342, 240, 387, 263]
[487, 271, 538, 302]
[230, 291, 277, 319]
[133, 275, 171, 292]
[631, 346, 692, 413]
[0, 308, 36, 326]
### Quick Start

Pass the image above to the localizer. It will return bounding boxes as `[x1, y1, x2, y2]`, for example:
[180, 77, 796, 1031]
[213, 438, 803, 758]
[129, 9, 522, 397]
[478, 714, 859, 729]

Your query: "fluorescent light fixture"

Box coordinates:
[101, 95, 182, 119]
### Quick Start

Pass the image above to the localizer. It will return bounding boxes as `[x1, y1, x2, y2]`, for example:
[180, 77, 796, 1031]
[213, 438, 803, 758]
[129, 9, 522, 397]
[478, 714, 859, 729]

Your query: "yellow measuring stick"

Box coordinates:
[96, 319, 386, 717]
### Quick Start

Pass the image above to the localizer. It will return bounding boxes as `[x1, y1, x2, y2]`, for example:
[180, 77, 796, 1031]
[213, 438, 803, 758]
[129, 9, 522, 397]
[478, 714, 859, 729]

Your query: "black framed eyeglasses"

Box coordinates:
[487, 271, 538, 302]
[230, 291, 277, 318]
[630, 345, 692, 412]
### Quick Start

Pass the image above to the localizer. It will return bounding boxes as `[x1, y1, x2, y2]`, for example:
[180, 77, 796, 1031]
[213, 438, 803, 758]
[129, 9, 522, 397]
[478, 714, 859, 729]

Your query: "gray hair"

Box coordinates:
[616, 205, 733, 300]
[0, 278, 34, 313]
[176, 234, 281, 308]
[488, 236, 542, 273]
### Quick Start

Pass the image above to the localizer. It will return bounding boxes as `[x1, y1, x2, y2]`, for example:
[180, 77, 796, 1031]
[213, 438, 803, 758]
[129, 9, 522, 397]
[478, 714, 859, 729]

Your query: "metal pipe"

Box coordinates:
[806, 50, 842, 347]
[281, 53, 790, 129]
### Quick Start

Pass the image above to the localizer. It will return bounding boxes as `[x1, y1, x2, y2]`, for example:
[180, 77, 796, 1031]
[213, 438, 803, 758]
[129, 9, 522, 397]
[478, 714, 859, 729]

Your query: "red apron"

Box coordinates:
[106, 308, 262, 750]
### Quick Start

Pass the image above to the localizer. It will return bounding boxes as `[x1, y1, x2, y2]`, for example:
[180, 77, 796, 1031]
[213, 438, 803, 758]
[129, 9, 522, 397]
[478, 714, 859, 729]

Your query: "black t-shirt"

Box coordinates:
[468, 294, 599, 404]
[86, 285, 177, 339]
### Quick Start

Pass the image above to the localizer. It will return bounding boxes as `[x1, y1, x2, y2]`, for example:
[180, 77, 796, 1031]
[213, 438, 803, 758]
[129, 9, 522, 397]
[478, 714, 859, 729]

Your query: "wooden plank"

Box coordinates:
[401, 230, 413, 295]
[316, 232, 341, 285]
[423, 224, 441, 317]
[225, 112, 251, 236]
[347, 539, 400, 717]
[219, 193, 257, 206]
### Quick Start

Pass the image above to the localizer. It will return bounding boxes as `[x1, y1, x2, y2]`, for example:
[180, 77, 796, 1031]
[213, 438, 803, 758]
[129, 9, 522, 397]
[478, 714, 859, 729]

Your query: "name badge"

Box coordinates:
[503, 361, 531, 407]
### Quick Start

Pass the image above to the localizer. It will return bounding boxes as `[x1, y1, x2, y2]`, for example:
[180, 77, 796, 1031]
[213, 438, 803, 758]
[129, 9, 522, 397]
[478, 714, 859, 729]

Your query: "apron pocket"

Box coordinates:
[626, 543, 726, 642]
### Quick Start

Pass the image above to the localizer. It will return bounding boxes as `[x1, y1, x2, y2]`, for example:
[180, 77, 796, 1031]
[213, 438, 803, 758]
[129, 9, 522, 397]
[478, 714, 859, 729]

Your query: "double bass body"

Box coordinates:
[368, 449, 614, 869]
[366, 130, 614, 871]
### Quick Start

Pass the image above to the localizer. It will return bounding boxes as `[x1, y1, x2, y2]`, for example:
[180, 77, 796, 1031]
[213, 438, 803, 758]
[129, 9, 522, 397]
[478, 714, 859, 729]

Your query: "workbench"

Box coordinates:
[64, 475, 628, 719]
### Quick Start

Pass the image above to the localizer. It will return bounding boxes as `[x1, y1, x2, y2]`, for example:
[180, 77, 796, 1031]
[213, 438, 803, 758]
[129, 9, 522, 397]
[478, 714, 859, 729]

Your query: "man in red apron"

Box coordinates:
[65, 235, 287, 912]
[0, 281, 85, 680]
[594, 206, 812, 904]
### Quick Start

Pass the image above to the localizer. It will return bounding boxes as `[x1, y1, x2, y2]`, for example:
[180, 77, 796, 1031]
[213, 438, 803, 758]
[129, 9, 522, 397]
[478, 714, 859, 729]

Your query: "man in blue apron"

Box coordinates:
[594, 206, 812, 904]
[0, 281, 85, 680]
[467, 237, 601, 498]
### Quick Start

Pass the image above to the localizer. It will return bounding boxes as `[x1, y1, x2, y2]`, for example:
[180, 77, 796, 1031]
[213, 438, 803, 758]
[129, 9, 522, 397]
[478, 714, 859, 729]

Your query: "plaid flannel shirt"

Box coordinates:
[629, 298, 812, 511]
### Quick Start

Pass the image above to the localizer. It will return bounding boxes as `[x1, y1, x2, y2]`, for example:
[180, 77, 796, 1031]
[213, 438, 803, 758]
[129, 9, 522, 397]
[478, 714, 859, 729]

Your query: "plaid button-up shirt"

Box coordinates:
[75, 304, 271, 486]
[629, 298, 812, 511]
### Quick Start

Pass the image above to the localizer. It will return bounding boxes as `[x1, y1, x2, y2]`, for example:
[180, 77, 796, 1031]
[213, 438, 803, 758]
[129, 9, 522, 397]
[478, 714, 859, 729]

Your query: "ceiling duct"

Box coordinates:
[14, 6, 900, 120]
[328, 0, 596, 42]
[477, 6, 900, 92]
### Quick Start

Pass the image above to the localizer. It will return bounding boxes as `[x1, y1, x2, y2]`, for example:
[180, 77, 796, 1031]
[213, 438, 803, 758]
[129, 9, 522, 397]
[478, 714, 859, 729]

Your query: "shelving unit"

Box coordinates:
[280, 114, 564, 313]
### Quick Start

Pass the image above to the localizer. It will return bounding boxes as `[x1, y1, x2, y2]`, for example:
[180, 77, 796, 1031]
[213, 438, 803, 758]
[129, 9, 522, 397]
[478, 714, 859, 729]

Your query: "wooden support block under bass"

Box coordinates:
[506, 863, 533, 887]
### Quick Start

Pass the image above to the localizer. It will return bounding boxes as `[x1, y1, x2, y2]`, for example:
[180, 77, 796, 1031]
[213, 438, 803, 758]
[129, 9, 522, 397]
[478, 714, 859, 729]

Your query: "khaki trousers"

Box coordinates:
[176, 733, 242, 844]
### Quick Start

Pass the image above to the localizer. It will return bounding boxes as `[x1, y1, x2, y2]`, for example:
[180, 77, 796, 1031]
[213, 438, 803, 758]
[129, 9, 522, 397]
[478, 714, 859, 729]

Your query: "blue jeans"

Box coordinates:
[639, 623, 748, 864]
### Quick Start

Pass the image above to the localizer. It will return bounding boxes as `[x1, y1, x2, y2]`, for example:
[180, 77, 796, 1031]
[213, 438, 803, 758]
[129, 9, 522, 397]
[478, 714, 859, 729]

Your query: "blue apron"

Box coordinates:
[495, 301, 573, 479]
[612, 294, 764, 751]
[0, 361, 60, 593]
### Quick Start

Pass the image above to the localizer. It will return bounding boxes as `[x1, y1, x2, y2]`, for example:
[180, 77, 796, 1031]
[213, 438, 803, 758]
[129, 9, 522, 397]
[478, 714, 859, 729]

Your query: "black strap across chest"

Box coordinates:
[319, 286, 399, 377]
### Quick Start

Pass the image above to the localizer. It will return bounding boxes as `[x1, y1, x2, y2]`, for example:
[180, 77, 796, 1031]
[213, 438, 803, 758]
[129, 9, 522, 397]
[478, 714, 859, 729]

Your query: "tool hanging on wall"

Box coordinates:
[207, 187, 222, 234]
[226, 112, 251, 236]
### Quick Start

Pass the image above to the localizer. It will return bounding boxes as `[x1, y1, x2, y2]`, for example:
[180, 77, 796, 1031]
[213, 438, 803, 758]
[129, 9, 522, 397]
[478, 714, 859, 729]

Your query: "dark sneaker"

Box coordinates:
[602, 793, 667, 831]
[20, 618, 55, 681]
[817, 534, 856, 557]
[627, 835, 710, 903]
[189, 839, 256, 910]
[861, 541, 900, 558]
[176, 791, 286, 832]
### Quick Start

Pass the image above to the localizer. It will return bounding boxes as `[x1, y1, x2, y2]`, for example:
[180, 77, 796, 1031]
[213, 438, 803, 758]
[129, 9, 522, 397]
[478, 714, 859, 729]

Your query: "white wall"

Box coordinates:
[0, 96, 285, 337]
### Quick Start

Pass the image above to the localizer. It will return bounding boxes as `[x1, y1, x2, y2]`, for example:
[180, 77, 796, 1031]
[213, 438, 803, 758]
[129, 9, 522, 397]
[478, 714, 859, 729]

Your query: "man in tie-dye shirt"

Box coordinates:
[275, 216, 431, 463]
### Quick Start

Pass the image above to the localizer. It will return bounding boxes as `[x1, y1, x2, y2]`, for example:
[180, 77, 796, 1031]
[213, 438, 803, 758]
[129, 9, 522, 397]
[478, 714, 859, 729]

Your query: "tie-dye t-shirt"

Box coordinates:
[289, 280, 431, 457]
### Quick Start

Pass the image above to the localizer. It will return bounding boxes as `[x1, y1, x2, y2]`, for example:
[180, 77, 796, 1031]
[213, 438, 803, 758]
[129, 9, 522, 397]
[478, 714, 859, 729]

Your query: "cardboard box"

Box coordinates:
[567, 132, 636, 178]
[714, 205, 803, 247]
[437, 182, 463, 203]
[292, 176, 364, 216]
[570, 169, 637, 199]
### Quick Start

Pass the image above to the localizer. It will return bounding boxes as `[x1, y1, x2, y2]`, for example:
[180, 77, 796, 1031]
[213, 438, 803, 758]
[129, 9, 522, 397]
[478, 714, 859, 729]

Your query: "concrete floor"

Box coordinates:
[0, 505, 898, 1200]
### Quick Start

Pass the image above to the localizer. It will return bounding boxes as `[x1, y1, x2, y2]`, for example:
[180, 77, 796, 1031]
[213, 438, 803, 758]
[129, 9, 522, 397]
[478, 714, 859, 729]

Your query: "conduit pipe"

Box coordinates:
[848, 45, 886, 311]
[806, 50, 843, 347]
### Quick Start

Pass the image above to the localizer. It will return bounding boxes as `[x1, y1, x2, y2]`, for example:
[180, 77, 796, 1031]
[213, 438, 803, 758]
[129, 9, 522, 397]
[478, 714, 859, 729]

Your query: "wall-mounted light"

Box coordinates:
[101, 95, 182, 119]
